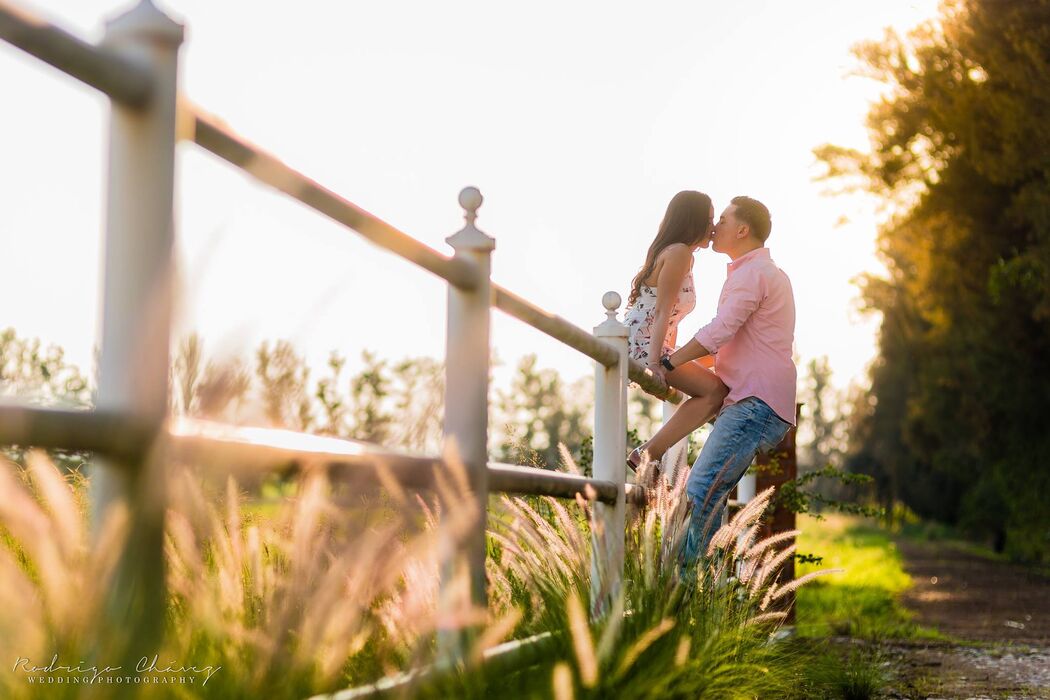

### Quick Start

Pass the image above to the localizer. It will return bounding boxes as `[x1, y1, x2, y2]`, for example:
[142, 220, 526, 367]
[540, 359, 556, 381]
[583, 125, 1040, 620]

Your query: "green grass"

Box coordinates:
[795, 513, 945, 641]
[790, 641, 890, 700]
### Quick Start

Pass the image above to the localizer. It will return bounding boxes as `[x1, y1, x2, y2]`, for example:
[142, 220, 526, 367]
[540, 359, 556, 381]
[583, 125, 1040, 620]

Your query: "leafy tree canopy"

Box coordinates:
[819, 0, 1050, 561]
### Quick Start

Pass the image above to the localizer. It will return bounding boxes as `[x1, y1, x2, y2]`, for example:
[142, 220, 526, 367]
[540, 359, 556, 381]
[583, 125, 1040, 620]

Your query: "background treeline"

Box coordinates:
[0, 327, 615, 472]
[817, 0, 1050, 561]
[1, 325, 837, 476]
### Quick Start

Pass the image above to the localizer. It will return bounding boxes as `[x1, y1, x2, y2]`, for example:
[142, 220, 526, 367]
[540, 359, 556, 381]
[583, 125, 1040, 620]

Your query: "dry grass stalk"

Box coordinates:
[567, 593, 598, 687]
[552, 661, 575, 700]
[751, 544, 798, 597]
[766, 569, 845, 607]
[0, 452, 128, 696]
[743, 528, 801, 560]
[745, 611, 789, 627]
[614, 618, 675, 680]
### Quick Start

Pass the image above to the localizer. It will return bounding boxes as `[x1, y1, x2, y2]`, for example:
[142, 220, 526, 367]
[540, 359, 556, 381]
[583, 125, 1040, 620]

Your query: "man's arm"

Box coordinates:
[648, 338, 713, 384]
[691, 276, 762, 354]
[653, 274, 762, 379]
[668, 338, 712, 368]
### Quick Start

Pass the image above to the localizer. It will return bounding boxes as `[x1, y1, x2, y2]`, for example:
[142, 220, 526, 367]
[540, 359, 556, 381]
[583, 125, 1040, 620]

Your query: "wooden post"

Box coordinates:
[591, 292, 628, 615]
[92, 0, 183, 663]
[753, 402, 801, 622]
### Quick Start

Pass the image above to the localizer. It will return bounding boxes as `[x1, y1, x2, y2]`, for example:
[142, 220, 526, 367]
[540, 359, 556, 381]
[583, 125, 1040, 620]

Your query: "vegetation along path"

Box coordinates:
[884, 537, 1050, 699]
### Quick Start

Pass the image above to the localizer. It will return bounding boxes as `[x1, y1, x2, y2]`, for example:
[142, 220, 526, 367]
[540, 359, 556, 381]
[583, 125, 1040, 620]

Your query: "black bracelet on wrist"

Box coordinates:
[660, 354, 675, 372]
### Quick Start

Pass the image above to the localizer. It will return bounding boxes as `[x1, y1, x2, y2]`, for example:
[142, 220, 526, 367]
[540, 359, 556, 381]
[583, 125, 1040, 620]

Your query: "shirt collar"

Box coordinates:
[727, 247, 770, 273]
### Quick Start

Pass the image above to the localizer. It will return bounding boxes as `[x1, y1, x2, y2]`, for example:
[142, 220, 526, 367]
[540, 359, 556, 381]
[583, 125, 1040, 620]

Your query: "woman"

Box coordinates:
[624, 191, 728, 475]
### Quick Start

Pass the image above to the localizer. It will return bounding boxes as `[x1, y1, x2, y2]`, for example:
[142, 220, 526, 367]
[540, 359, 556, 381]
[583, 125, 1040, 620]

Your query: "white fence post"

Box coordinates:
[737, 472, 757, 504]
[661, 401, 689, 486]
[92, 0, 183, 656]
[442, 186, 494, 620]
[733, 470, 756, 562]
[592, 291, 628, 614]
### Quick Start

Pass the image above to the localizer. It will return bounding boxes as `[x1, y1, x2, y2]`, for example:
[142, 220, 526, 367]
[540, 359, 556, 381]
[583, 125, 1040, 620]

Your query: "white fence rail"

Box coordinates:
[0, 0, 687, 681]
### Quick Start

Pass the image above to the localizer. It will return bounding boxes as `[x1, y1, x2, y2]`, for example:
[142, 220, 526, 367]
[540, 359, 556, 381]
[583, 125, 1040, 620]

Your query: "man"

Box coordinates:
[652, 195, 797, 566]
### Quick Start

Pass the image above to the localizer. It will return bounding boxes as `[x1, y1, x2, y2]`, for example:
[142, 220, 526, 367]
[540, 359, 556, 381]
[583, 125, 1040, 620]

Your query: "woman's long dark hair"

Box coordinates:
[627, 190, 712, 307]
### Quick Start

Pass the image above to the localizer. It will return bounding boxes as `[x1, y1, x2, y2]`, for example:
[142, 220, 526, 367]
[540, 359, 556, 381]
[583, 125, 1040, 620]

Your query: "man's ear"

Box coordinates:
[737, 223, 750, 240]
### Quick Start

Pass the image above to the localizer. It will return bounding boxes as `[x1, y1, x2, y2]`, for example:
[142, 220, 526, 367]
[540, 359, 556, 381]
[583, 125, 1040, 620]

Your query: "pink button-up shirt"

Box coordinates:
[693, 247, 797, 425]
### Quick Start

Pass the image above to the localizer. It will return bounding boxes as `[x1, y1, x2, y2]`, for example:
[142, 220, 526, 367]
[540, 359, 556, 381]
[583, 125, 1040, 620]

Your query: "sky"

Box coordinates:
[1, 0, 940, 399]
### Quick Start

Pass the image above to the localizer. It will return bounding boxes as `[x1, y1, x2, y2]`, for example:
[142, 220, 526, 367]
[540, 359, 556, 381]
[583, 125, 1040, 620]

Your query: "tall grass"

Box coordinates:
[1, 450, 489, 698]
[0, 450, 838, 698]
[418, 454, 842, 698]
[0, 451, 128, 699]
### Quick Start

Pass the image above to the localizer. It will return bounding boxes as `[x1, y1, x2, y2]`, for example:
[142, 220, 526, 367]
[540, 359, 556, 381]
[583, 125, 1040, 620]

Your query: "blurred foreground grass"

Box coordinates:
[1, 452, 848, 699]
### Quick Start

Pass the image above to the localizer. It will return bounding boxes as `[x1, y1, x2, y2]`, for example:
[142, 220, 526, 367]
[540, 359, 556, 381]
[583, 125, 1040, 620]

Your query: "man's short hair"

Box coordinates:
[730, 196, 772, 242]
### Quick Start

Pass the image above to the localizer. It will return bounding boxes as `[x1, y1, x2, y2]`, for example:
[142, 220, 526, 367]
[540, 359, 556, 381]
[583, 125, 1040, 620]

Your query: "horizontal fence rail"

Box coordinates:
[489, 462, 647, 507]
[184, 106, 481, 291]
[170, 418, 640, 505]
[491, 286, 619, 367]
[0, 0, 152, 106]
[626, 356, 682, 403]
[0, 408, 645, 506]
[491, 289, 682, 402]
[313, 632, 559, 700]
[0, 403, 155, 460]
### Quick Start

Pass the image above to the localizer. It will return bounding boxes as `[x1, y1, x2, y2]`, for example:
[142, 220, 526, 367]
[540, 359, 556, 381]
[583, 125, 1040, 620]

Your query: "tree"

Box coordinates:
[799, 357, 844, 472]
[388, 356, 444, 453]
[255, 340, 314, 431]
[316, 351, 442, 450]
[495, 354, 592, 469]
[0, 328, 91, 408]
[172, 333, 203, 416]
[346, 350, 393, 445]
[0, 327, 92, 470]
[172, 334, 252, 422]
[315, 351, 349, 437]
[818, 0, 1050, 560]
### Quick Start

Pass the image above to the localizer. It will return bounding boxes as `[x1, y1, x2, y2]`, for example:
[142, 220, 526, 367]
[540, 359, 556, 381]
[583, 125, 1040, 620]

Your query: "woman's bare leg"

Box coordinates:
[637, 360, 727, 462]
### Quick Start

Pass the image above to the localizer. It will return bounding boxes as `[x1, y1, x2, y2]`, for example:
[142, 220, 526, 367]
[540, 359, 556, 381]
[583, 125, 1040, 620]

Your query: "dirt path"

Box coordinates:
[883, 539, 1050, 699]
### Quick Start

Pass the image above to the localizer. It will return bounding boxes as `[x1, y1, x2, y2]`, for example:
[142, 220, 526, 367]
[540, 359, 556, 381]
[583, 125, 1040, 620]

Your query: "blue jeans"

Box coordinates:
[681, 397, 791, 568]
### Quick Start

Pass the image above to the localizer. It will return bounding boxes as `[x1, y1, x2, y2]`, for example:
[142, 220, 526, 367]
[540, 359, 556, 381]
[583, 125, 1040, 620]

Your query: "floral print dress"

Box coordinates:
[625, 271, 697, 365]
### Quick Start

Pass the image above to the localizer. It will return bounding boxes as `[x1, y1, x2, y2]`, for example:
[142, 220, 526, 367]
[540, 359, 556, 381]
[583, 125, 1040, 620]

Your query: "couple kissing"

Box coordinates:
[623, 191, 797, 567]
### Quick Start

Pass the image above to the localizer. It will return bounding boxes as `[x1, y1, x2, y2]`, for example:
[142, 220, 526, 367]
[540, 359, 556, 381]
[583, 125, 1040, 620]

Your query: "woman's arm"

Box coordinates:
[646, 246, 691, 367]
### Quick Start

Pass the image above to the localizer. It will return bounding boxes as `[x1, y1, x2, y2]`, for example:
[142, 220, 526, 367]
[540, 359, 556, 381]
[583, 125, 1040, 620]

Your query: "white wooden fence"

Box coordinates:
[0, 0, 690, 679]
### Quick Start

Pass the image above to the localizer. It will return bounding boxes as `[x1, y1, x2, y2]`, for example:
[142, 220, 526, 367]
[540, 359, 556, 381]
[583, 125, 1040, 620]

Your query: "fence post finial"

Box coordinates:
[103, 0, 184, 46]
[601, 291, 622, 321]
[447, 186, 494, 252]
[459, 186, 482, 225]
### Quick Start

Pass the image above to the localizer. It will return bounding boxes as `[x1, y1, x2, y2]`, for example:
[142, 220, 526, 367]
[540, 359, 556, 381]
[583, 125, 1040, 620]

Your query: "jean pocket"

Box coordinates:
[759, 418, 791, 454]
[735, 396, 762, 417]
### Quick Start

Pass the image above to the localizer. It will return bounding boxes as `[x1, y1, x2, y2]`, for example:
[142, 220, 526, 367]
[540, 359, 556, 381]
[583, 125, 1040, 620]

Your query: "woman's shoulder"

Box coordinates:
[657, 243, 693, 267]
[658, 242, 691, 257]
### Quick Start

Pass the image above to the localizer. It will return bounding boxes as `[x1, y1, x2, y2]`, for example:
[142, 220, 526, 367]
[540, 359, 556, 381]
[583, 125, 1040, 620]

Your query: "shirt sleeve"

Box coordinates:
[693, 274, 763, 353]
